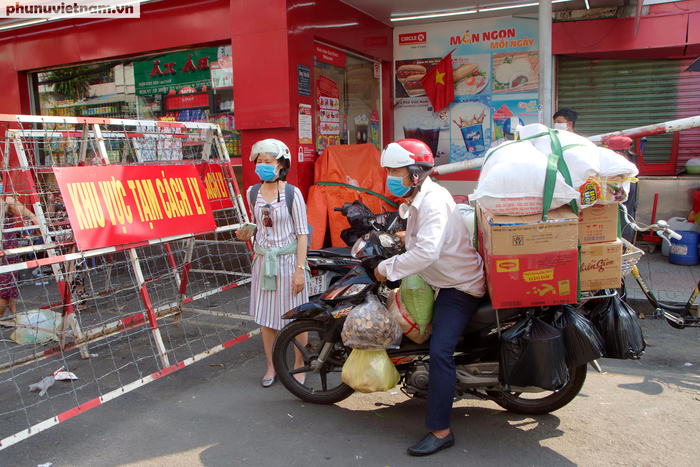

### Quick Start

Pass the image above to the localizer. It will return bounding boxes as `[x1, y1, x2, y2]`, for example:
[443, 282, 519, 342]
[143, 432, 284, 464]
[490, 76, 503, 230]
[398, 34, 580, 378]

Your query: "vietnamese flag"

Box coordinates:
[420, 51, 455, 111]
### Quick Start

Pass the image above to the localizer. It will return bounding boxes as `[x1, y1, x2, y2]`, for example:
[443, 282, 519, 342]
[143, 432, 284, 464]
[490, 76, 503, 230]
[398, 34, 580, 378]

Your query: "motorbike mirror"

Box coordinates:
[398, 203, 410, 219]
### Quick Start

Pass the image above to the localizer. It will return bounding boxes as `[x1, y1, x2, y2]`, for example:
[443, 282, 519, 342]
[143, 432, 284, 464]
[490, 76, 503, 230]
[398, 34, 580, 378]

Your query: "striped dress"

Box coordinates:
[247, 184, 309, 330]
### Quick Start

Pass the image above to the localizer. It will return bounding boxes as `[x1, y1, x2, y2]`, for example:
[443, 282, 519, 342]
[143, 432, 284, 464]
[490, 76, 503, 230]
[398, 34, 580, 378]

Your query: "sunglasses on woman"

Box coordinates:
[261, 204, 273, 227]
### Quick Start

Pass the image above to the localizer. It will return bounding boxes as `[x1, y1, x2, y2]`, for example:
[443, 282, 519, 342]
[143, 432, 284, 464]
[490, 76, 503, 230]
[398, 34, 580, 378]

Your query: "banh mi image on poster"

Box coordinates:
[452, 63, 488, 95]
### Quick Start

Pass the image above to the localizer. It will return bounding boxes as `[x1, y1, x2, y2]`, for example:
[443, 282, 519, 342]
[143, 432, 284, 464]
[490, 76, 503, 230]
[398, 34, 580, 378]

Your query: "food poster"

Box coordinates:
[316, 75, 341, 154]
[492, 52, 538, 94]
[450, 96, 491, 163]
[491, 97, 540, 144]
[393, 17, 539, 166]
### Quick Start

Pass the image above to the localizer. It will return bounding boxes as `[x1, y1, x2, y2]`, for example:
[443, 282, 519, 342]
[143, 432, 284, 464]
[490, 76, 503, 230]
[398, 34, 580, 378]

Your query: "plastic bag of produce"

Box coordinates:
[589, 294, 645, 359]
[341, 349, 400, 393]
[553, 305, 605, 368]
[499, 315, 569, 390]
[469, 140, 580, 216]
[400, 274, 434, 335]
[387, 289, 432, 344]
[341, 294, 402, 349]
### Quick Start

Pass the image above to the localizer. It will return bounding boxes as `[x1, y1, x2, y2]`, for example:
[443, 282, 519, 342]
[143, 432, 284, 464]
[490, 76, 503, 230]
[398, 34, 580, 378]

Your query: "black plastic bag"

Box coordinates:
[499, 315, 569, 391]
[553, 305, 605, 368]
[590, 294, 645, 359]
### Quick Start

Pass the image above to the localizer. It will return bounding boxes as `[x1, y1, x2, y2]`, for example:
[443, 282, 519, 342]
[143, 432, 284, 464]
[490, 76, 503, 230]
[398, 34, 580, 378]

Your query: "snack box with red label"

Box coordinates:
[476, 202, 579, 309]
[579, 204, 619, 244]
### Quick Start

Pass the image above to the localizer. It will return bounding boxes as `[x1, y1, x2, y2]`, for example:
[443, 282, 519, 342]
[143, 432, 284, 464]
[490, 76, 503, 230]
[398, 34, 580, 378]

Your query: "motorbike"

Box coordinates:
[272, 230, 587, 415]
[306, 201, 404, 298]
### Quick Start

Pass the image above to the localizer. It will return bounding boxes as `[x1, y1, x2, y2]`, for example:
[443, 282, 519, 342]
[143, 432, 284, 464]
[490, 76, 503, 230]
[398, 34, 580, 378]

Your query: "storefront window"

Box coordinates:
[31, 45, 241, 164]
[313, 43, 381, 155]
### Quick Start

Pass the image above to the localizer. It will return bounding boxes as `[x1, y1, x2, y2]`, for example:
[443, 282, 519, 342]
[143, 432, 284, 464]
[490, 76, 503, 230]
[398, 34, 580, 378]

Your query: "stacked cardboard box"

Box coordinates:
[578, 204, 622, 291]
[578, 204, 618, 244]
[477, 203, 579, 308]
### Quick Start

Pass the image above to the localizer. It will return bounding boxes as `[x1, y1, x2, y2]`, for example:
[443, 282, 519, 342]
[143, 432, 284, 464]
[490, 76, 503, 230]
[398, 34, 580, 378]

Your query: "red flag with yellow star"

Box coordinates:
[420, 51, 454, 111]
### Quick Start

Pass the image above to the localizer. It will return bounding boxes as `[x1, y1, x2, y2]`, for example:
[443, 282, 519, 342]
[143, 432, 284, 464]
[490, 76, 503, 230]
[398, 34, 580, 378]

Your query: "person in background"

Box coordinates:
[236, 139, 309, 388]
[0, 184, 39, 323]
[553, 108, 578, 132]
[374, 139, 486, 457]
[490, 116, 524, 148]
[604, 135, 638, 243]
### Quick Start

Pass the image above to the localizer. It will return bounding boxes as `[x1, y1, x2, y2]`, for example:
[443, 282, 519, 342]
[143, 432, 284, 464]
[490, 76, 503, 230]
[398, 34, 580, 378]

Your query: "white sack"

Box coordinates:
[469, 140, 580, 216]
[518, 124, 639, 206]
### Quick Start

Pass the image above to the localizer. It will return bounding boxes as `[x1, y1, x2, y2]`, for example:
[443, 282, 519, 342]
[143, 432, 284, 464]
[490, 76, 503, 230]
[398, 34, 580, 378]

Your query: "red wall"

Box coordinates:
[552, 3, 700, 59]
[0, 0, 394, 201]
[232, 0, 392, 198]
[0, 0, 232, 113]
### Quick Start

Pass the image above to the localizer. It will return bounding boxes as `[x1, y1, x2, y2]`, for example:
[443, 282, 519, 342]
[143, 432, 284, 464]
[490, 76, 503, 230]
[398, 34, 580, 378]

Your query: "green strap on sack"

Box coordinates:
[316, 181, 398, 208]
[577, 243, 582, 302]
[541, 128, 578, 221]
[482, 130, 579, 222]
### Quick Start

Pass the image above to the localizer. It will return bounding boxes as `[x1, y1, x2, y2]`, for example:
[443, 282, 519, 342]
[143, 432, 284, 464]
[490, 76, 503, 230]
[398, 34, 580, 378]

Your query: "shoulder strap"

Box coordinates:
[285, 183, 295, 216]
[249, 183, 261, 209]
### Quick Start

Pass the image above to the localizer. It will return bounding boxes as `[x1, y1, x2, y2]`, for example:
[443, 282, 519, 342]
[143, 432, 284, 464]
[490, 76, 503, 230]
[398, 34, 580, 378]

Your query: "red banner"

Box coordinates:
[197, 162, 234, 211]
[54, 165, 217, 250]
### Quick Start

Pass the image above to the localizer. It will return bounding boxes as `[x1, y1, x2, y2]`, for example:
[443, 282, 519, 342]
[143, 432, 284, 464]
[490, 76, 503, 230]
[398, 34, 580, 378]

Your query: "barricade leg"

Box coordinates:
[128, 248, 170, 368]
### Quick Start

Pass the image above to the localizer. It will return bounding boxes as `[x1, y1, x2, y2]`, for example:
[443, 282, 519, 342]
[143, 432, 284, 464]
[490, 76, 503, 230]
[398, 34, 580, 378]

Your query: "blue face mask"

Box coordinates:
[255, 163, 278, 181]
[387, 174, 410, 197]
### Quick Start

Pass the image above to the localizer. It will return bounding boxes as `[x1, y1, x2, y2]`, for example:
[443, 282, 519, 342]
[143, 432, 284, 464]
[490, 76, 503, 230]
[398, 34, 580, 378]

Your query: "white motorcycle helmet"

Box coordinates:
[249, 139, 291, 162]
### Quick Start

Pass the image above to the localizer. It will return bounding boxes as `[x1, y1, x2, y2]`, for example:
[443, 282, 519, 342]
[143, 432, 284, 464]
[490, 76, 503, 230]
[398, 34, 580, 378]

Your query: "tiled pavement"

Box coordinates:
[623, 243, 700, 304]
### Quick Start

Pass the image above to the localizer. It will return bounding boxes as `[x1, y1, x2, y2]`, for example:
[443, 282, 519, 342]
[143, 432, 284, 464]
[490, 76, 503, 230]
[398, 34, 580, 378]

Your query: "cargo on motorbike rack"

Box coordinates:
[272, 210, 591, 416]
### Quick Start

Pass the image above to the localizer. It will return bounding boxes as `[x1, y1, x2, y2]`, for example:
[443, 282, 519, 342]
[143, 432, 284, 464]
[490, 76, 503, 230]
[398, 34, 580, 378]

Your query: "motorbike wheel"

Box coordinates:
[486, 364, 587, 415]
[272, 320, 355, 405]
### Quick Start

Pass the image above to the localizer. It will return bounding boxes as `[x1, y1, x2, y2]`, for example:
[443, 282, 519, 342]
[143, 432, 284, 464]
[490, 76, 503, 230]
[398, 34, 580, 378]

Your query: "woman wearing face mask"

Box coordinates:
[236, 139, 309, 387]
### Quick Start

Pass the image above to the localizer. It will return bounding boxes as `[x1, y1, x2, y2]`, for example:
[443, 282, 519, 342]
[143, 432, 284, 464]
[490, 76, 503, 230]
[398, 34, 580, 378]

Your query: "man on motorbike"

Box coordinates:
[373, 139, 486, 456]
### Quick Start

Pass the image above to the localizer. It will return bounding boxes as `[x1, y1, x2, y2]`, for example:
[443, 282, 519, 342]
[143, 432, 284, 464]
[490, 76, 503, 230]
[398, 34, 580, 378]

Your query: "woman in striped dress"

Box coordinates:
[236, 139, 309, 387]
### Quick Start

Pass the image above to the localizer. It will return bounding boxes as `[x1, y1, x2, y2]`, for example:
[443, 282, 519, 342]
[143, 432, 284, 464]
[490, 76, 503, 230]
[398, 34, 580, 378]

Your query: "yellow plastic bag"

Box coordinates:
[341, 349, 400, 393]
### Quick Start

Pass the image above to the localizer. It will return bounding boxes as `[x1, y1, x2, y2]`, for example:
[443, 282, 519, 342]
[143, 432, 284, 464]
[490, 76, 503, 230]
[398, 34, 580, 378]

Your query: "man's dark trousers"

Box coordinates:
[425, 287, 480, 431]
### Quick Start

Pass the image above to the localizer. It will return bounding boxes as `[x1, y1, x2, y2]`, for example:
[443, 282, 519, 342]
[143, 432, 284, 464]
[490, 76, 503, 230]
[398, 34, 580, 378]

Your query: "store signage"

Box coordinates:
[297, 65, 311, 97]
[134, 47, 219, 95]
[211, 62, 233, 89]
[198, 163, 234, 211]
[399, 32, 427, 46]
[54, 165, 216, 250]
[315, 44, 346, 67]
[316, 76, 340, 154]
[298, 104, 312, 144]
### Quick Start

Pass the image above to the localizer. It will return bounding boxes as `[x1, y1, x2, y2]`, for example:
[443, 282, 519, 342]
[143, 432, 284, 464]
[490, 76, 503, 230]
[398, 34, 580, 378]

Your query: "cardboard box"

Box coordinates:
[580, 239, 622, 291]
[477, 203, 579, 308]
[579, 204, 619, 244]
